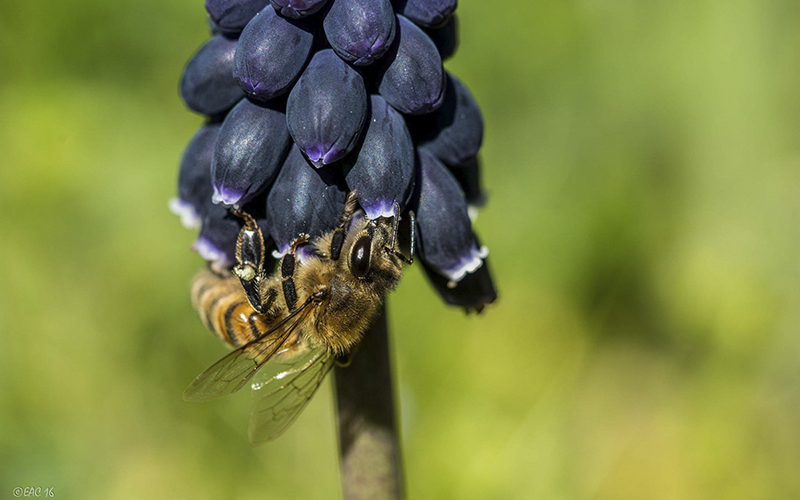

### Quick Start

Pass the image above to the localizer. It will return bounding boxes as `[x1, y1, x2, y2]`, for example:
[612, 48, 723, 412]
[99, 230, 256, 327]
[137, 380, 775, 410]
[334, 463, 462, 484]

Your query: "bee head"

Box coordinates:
[349, 230, 373, 280]
[347, 206, 414, 285]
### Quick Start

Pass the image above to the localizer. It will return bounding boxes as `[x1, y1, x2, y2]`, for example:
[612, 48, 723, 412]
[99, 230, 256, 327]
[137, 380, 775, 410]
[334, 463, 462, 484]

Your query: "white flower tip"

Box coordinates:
[168, 198, 201, 230]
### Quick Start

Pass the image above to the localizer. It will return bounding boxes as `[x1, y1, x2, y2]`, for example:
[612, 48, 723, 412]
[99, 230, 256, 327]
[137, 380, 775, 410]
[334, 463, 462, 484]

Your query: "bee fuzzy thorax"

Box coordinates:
[298, 217, 404, 355]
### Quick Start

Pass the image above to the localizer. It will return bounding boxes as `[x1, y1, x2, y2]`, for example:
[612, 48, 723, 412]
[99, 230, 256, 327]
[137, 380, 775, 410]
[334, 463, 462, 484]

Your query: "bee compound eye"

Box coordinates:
[349, 235, 372, 279]
[234, 264, 256, 282]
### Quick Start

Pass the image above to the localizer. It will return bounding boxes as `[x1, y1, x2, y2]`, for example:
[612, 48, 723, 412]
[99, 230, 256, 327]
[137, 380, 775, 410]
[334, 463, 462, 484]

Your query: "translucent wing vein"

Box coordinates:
[183, 298, 317, 402]
[248, 346, 335, 444]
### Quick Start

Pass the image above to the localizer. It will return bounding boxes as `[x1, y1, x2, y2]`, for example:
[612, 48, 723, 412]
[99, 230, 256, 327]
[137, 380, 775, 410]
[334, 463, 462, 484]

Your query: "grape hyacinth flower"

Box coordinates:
[174, 1, 498, 494]
[173, 1, 495, 314]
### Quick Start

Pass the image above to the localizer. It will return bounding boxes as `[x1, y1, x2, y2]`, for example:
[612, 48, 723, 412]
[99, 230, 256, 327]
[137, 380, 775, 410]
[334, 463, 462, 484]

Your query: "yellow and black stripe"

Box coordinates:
[191, 270, 272, 348]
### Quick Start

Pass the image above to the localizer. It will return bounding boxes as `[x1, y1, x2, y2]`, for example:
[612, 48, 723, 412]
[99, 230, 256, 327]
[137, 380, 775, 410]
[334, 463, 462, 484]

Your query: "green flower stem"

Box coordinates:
[334, 303, 406, 500]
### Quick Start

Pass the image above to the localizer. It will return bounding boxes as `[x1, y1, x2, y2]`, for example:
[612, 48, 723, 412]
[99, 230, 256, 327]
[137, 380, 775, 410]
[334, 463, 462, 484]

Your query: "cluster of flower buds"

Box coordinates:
[172, 0, 496, 312]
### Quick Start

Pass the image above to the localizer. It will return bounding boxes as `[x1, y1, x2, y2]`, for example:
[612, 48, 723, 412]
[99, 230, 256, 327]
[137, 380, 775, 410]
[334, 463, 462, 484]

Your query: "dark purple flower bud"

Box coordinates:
[421, 255, 496, 313]
[287, 49, 368, 168]
[211, 98, 292, 208]
[449, 156, 486, 209]
[270, 0, 328, 18]
[266, 145, 347, 254]
[206, 0, 270, 34]
[170, 123, 221, 229]
[425, 15, 457, 61]
[344, 95, 415, 219]
[233, 7, 315, 101]
[209, 19, 224, 36]
[323, 0, 396, 66]
[412, 72, 483, 166]
[180, 36, 245, 117]
[376, 15, 444, 115]
[194, 202, 240, 271]
[414, 149, 487, 283]
[392, 0, 456, 28]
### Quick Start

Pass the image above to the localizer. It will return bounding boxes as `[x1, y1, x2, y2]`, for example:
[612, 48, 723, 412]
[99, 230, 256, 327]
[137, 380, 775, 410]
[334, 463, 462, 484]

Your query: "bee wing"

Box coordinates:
[183, 297, 318, 402]
[247, 345, 335, 444]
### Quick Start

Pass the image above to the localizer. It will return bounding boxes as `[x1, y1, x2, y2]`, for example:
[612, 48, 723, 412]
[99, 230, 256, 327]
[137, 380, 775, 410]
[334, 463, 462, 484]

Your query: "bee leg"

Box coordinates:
[384, 201, 415, 265]
[230, 210, 265, 269]
[280, 234, 310, 311]
[229, 208, 268, 312]
[329, 191, 360, 261]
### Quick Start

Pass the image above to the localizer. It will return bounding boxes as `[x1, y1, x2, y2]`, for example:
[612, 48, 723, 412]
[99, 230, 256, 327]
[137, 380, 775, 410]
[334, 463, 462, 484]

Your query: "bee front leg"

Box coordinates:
[329, 191, 359, 261]
[280, 234, 310, 311]
[384, 201, 415, 265]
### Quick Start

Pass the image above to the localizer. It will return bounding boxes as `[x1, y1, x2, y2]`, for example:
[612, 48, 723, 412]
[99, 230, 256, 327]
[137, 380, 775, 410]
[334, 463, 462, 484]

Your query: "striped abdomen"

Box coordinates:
[191, 270, 274, 348]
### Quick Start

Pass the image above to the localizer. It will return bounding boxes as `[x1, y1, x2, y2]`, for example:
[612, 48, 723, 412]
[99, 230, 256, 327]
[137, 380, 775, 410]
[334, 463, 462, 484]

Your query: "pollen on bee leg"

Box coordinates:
[234, 264, 256, 281]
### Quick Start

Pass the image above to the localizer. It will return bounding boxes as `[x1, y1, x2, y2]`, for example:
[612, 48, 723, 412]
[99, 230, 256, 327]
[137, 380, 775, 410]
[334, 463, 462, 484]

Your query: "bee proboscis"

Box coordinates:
[185, 192, 414, 444]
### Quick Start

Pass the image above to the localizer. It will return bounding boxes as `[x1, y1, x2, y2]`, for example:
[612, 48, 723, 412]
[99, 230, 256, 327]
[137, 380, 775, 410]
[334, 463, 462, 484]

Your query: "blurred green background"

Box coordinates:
[2, 0, 800, 498]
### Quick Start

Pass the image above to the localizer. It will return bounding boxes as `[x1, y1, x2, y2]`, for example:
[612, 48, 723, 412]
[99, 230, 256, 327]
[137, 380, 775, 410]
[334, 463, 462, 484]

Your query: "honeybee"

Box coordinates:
[184, 192, 414, 443]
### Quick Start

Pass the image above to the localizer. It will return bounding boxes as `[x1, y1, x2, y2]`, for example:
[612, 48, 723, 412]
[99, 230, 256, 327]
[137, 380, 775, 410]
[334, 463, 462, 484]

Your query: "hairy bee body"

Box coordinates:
[191, 271, 275, 349]
[184, 192, 414, 443]
[190, 215, 402, 355]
